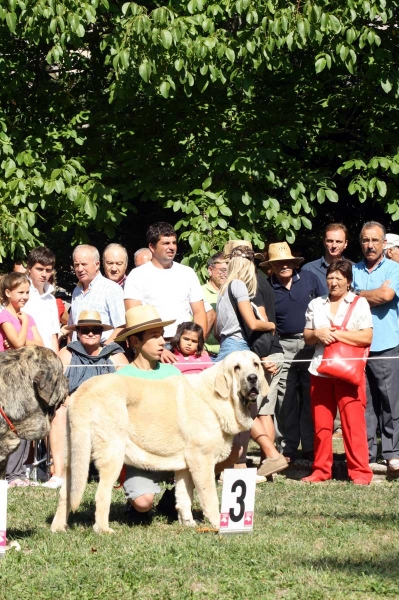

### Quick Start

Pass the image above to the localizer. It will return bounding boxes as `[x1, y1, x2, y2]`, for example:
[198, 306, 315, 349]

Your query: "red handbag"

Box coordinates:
[316, 296, 370, 386]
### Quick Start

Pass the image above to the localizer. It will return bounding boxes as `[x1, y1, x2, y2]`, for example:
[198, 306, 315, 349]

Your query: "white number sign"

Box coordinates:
[219, 467, 257, 534]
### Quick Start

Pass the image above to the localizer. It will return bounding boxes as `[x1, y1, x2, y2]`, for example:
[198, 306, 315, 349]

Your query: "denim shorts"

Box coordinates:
[216, 337, 250, 362]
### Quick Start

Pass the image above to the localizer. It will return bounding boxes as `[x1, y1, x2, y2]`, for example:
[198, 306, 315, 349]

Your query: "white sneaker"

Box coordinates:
[42, 476, 64, 489]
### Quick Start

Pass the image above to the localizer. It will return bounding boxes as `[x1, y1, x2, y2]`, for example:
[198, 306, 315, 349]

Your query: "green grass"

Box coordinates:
[2, 473, 399, 600]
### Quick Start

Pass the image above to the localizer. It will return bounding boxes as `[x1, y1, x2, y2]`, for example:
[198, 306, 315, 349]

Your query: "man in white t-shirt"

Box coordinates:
[124, 223, 207, 348]
[23, 246, 60, 352]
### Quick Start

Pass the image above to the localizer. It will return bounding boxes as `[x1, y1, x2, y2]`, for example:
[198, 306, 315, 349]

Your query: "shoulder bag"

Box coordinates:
[227, 282, 274, 358]
[316, 295, 370, 386]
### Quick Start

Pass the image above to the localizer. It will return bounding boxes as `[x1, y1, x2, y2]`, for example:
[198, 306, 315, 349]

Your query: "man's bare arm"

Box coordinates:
[359, 280, 395, 307]
[124, 298, 142, 311]
[191, 300, 207, 335]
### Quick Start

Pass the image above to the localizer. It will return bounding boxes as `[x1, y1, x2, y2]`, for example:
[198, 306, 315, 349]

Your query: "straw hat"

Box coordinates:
[114, 305, 175, 342]
[259, 242, 304, 267]
[223, 239, 252, 256]
[64, 310, 113, 332]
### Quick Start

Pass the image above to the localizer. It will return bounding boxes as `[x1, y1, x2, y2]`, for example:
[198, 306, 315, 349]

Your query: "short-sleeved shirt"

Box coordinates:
[302, 256, 351, 294]
[268, 270, 325, 335]
[254, 271, 282, 353]
[352, 257, 399, 351]
[69, 273, 125, 342]
[123, 261, 205, 338]
[216, 279, 249, 342]
[115, 362, 181, 379]
[202, 281, 219, 354]
[23, 282, 60, 349]
[0, 309, 36, 351]
[305, 292, 373, 376]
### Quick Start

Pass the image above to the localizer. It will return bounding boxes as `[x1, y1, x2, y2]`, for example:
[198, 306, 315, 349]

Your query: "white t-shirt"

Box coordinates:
[124, 261, 204, 337]
[304, 292, 373, 377]
[23, 282, 60, 350]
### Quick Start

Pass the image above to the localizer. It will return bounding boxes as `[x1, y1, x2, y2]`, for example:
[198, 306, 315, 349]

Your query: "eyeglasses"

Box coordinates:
[78, 326, 103, 335]
[211, 266, 227, 274]
[360, 238, 384, 246]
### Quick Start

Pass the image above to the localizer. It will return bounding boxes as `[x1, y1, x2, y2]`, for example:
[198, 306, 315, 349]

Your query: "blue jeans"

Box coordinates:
[216, 337, 250, 362]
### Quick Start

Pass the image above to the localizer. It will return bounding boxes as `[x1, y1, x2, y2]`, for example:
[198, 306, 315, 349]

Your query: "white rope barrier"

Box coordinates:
[62, 354, 398, 368]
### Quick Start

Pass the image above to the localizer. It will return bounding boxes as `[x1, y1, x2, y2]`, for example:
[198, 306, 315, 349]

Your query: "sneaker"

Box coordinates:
[42, 476, 64, 489]
[332, 428, 343, 439]
[256, 475, 267, 484]
[257, 454, 289, 478]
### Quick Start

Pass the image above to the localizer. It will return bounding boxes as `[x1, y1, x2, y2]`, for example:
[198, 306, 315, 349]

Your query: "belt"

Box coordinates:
[279, 333, 304, 339]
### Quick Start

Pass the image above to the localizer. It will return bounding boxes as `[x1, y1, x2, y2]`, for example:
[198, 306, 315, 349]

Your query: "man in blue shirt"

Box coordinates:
[302, 223, 349, 293]
[352, 221, 399, 477]
[263, 242, 325, 462]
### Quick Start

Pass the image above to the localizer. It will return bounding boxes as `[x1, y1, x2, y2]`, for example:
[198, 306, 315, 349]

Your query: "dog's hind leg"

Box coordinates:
[175, 469, 196, 527]
[92, 442, 125, 534]
[186, 454, 220, 530]
[51, 464, 71, 532]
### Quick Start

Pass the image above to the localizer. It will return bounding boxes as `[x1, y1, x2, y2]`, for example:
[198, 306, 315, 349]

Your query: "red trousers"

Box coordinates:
[310, 375, 373, 483]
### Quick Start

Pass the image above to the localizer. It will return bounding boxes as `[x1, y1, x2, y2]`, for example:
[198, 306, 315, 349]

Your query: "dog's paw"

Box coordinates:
[178, 514, 197, 527]
[93, 524, 115, 534]
[50, 523, 68, 533]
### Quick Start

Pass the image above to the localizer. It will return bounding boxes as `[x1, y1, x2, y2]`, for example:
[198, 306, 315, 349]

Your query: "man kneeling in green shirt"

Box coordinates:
[114, 305, 181, 519]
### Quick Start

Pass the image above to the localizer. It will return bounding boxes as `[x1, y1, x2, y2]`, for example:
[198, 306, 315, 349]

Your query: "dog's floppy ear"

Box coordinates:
[34, 368, 62, 406]
[214, 365, 231, 399]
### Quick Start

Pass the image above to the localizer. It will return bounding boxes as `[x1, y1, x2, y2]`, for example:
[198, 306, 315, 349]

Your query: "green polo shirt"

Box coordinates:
[202, 281, 220, 355]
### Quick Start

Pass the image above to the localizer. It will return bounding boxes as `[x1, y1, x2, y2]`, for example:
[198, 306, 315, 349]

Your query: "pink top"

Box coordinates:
[0, 309, 36, 351]
[172, 350, 213, 375]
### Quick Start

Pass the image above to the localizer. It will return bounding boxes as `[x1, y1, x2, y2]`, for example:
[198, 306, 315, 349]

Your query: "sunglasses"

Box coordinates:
[78, 326, 103, 335]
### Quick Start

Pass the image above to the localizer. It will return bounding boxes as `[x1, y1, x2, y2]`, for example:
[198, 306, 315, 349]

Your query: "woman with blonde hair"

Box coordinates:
[215, 246, 275, 361]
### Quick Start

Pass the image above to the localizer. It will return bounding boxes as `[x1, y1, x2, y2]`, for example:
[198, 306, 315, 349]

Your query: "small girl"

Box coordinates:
[0, 273, 43, 487]
[170, 322, 213, 375]
[0, 273, 43, 350]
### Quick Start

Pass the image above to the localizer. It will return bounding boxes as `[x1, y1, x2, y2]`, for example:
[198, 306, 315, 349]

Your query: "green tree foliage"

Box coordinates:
[1, 0, 398, 269]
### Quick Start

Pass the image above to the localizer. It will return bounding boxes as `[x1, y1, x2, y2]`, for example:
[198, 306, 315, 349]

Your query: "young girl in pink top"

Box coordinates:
[170, 322, 213, 375]
[0, 273, 43, 486]
[0, 273, 43, 351]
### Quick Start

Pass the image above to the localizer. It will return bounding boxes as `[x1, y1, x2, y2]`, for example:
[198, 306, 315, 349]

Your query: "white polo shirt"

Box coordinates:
[124, 261, 204, 338]
[23, 282, 60, 349]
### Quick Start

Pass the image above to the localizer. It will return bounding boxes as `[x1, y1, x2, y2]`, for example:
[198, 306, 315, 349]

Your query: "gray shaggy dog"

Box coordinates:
[0, 346, 68, 478]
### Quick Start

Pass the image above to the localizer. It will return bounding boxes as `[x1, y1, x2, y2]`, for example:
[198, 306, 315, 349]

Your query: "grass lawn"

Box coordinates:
[2, 463, 399, 600]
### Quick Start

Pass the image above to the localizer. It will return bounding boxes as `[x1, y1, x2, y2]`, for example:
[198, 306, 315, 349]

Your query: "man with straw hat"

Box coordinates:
[114, 305, 182, 520]
[261, 242, 324, 463]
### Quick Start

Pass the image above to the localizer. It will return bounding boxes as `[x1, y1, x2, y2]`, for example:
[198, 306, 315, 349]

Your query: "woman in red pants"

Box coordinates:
[302, 260, 373, 485]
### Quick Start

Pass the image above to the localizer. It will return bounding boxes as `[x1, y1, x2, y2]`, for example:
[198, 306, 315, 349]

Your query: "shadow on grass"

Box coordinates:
[7, 527, 36, 539]
[261, 507, 399, 524]
[298, 555, 399, 594]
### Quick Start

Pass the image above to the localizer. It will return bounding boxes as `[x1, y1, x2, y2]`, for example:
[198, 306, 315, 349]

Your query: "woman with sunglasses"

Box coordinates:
[44, 310, 128, 489]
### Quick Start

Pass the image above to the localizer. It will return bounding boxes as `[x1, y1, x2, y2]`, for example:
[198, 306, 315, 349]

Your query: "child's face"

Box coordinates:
[179, 330, 199, 356]
[6, 282, 30, 309]
[130, 327, 165, 361]
[29, 263, 53, 288]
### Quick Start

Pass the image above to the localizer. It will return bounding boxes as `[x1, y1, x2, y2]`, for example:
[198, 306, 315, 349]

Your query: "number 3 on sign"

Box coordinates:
[219, 468, 257, 534]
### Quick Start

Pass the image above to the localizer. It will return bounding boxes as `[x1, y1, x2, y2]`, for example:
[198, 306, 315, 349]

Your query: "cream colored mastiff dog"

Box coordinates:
[51, 351, 268, 533]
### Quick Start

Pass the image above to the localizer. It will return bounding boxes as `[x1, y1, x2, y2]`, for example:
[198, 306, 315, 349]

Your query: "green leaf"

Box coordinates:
[381, 78, 393, 94]
[376, 180, 387, 197]
[225, 48, 235, 63]
[6, 12, 17, 33]
[160, 81, 170, 98]
[161, 30, 172, 50]
[325, 189, 338, 202]
[202, 177, 212, 190]
[139, 61, 151, 82]
[315, 57, 326, 73]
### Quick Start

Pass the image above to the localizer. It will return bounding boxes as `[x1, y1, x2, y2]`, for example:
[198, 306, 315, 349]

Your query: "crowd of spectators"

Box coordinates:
[2, 220, 399, 509]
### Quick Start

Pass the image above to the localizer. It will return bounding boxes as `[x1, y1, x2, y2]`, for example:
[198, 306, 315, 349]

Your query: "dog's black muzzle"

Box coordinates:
[239, 373, 260, 407]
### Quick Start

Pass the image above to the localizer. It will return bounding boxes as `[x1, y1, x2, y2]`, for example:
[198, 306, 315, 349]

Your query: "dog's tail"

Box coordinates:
[68, 397, 92, 512]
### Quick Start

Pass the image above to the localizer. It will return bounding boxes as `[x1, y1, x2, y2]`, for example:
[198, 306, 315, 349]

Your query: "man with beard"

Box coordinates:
[352, 221, 399, 477]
